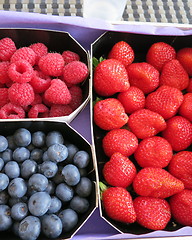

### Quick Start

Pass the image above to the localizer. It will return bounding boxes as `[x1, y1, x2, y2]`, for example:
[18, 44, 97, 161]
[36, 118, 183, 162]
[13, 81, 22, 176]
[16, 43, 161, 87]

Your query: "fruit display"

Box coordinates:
[0, 121, 96, 240]
[0, 29, 90, 122]
[92, 32, 192, 234]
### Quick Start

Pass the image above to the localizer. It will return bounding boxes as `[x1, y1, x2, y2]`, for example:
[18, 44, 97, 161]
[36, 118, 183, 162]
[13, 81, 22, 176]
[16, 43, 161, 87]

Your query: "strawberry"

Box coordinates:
[159, 59, 189, 90]
[93, 59, 130, 96]
[146, 41, 176, 72]
[179, 93, 192, 122]
[103, 152, 137, 188]
[128, 109, 166, 139]
[102, 128, 138, 157]
[176, 47, 192, 76]
[117, 86, 145, 114]
[94, 98, 128, 130]
[162, 116, 192, 152]
[145, 85, 184, 120]
[133, 167, 184, 198]
[108, 41, 134, 67]
[133, 196, 171, 230]
[169, 189, 192, 226]
[187, 78, 192, 92]
[102, 186, 136, 224]
[134, 136, 173, 168]
[169, 151, 192, 189]
[126, 62, 159, 94]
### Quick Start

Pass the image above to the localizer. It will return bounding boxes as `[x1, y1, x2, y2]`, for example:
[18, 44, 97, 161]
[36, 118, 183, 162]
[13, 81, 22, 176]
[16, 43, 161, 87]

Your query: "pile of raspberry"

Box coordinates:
[0, 37, 89, 119]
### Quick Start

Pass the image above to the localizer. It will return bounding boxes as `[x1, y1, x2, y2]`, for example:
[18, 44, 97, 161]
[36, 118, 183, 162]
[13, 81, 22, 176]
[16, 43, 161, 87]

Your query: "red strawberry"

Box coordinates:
[179, 93, 192, 122]
[128, 109, 166, 139]
[169, 189, 192, 226]
[102, 128, 138, 157]
[162, 116, 192, 151]
[169, 151, 192, 189]
[145, 85, 184, 120]
[146, 41, 176, 72]
[133, 167, 184, 198]
[134, 136, 173, 168]
[176, 47, 192, 76]
[94, 98, 128, 130]
[93, 59, 130, 96]
[187, 78, 192, 92]
[159, 59, 189, 90]
[126, 62, 159, 94]
[103, 152, 137, 188]
[133, 196, 171, 230]
[117, 86, 145, 114]
[102, 186, 136, 224]
[108, 41, 134, 67]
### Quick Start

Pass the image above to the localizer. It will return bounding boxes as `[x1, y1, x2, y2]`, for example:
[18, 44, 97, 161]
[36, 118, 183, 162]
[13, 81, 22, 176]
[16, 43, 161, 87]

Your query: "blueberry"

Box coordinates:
[0, 173, 9, 191]
[4, 161, 20, 179]
[55, 183, 74, 202]
[28, 173, 48, 192]
[73, 150, 90, 168]
[30, 148, 43, 162]
[52, 166, 65, 184]
[18, 216, 41, 240]
[45, 180, 56, 195]
[0, 157, 4, 171]
[58, 208, 78, 232]
[42, 150, 49, 162]
[0, 190, 9, 204]
[1, 149, 13, 163]
[8, 178, 27, 198]
[21, 160, 37, 179]
[13, 147, 30, 163]
[47, 143, 68, 163]
[70, 196, 89, 214]
[9, 197, 23, 207]
[46, 131, 64, 147]
[28, 192, 51, 217]
[11, 202, 28, 221]
[65, 143, 79, 163]
[12, 221, 20, 236]
[41, 214, 63, 238]
[0, 205, 12, 231]
[62, 164, 80, 186]
[47, 196, 62, 214]
[39, 160, 58, 178]
[0, 135, 8, 152]
[75, 177, 92, 197]
[32, 131, 46, 147]
[13, 128, 31, 147]
[6, 135, 17, 150]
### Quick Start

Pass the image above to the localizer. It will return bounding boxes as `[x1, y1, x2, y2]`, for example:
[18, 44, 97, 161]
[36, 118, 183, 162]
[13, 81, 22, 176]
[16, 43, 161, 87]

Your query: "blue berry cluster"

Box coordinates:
[0, 128, 93, 240]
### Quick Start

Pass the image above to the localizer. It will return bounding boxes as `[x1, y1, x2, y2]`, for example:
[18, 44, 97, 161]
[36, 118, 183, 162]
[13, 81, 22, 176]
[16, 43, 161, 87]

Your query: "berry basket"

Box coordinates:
[0, 28, 90, 123]
[91, 31, 192, 236]
[0, 120, 97, 240]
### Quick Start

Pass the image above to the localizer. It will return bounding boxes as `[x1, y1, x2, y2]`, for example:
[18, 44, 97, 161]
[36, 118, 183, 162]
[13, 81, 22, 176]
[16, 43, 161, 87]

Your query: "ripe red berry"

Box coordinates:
[179, 93, 192, 122]
[62, 50, 80, 64]
[176, 47, 192, 76]
[10, 47, 36, 66]
[0, 37, 17, 61]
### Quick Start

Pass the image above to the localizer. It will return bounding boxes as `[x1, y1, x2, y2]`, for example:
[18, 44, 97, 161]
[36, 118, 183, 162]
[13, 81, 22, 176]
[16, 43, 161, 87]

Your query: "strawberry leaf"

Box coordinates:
[92, 56, 105, 69]
[92, 97, 103, 107]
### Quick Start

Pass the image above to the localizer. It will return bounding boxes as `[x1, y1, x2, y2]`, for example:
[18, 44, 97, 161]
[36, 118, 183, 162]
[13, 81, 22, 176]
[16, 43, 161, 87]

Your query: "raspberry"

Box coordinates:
[49, 104, 73, 117]
[38, 53, 65, 77]
[0, 37, 17, 61]
[69, 85, 83, 110]
[8, 82, 35, 107]
[28, 104, 49, 118]
[63, 61, 89, 84]
[44, 79, 71, 105]
[31, 94, 42, 106]
[8, 60, 34, 83]
[30, 70, 51, 93]
[10, 47, 36, 66]
[29, 42, 48, 64]
[0, 61, 11, 84]
[62, 50, 80, 64]
[0, 103, 25, 119]
[0, 88, 9, 107]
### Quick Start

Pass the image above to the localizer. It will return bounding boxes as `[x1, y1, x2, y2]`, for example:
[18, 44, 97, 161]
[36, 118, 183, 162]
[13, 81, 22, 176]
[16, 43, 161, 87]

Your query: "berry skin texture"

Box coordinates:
[169, 151, 192, 189]
[0, 61, 11, 84]
[133, 196, 171, 230]
[102, 187, 136, 224]
[108, 41, 134, 67]
[38, 53, 65, 77]
[145, 85, 184, 120]
[102, 128, 138, 157]
[68, 85, 83, 111]
[49, 104, 73, 117]
[0, 88, 9, 107]
[133, 167, 184, 199]
[94, 98, 128, 131]
[179, 93, 192, 122]
[169, 189, 192, 226]
[126, 62, 159, 94]
[0, 37, 17, 61]
[28, 104, 49, 118]
[117, 86, 145, 114]
[94, 59, 130, 96]
[128, 109, 167, 139]
[44, 79, 71, 105]
[63, 61, 89, 84]
[10, 47, 36, 66]
[29, 42, 48, 64]
[62, 50, 80, 64]
[103, 152, 137, 188]
[159, 59, 189, 90]
[187, 78, 192, 93]
[0, 103, 25, 119]
[162, 116, 192, 152]
[30, 70, 51, 93]
[146, 41, 176, 72]
[134, 136, 173, 168]
[176, 47, 192, 76]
